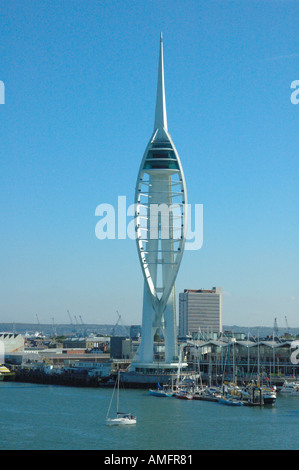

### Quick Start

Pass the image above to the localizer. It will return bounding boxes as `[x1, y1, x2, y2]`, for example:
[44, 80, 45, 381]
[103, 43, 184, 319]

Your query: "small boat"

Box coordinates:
[174, 345, 193, 400]
[149, 387, 174, 398]
[0, 364, 15, 382]
[244, 383, 277, 405]
[290, 386, 299, 396]
[279, 381, 299, 394]
[106, 371, 136, 426]
[280, 383, 299, 397]
[175, 389, 193, 400]
[192, 387, 206, 400]
[219, 397, 244, 406]
[261, 387, 277, 405]
[198, 386, 221, 402]
[106, 412, 137, 426]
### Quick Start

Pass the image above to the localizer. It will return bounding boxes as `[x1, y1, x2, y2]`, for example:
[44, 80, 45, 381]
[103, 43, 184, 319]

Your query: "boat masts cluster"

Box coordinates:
[147, 375, 290, 407]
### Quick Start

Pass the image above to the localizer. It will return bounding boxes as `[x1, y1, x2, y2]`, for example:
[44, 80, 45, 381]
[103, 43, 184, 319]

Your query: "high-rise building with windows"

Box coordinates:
[179, 288, 223, 337]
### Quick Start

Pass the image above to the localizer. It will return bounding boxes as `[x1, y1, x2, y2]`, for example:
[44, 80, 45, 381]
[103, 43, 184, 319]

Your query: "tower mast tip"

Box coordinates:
[154, 32, 167, 133]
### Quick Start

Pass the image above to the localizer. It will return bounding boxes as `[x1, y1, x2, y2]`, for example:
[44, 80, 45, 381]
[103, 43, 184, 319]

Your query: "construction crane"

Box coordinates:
[79, 315, 87, 337]
[52, 317, 57, 337]
[273, 317, 279, 339]
[67, 310, 76, 335]
[67, 310, 73, 325]
[36, 314, 41, 332]
[285, 316, 291, 336]
[73, 315, 81, 336]
[111, 311, 122, 337]
[35, 314, 43, 337]
[111, 311, 129, 337]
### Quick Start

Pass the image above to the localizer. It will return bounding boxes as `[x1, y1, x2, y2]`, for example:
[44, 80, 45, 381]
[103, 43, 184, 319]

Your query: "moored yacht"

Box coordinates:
[0, 364, 14, 381]
[261, 386, 277, 405]
[149, 384, 174, 397]
[279, 381, 299, 394]
[175, 389, 193, 400]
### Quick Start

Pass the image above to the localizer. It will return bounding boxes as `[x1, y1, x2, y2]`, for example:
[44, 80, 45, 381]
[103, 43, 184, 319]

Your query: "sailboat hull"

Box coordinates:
[218, 397, 244, 406]
[106, 417, 137, 426]
[175, 391, 193, 400]
[149, 389, 174, 397]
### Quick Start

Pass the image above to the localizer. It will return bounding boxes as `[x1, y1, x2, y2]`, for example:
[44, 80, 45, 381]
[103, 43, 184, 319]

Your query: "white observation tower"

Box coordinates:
[131, 34, 188, 374]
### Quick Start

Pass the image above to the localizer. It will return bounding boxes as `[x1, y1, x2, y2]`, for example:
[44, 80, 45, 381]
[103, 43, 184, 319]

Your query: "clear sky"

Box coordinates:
[0, 0, 298, 328]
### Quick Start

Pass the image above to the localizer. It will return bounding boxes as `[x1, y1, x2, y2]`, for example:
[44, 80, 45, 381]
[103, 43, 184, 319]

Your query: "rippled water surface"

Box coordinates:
[1, 382, 298, 450]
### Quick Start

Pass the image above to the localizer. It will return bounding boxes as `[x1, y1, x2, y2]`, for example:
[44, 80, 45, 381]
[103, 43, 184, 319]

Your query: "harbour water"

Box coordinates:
[1, 382, 298, 450]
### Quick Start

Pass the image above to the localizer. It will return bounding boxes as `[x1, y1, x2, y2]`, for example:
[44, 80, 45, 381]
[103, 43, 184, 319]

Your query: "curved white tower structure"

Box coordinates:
[132, 34, 187, 372]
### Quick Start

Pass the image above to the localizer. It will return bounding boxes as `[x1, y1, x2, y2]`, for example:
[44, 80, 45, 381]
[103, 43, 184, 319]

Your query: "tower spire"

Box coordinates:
[154, 32, 168, 134]
[133, 32, 188, 372]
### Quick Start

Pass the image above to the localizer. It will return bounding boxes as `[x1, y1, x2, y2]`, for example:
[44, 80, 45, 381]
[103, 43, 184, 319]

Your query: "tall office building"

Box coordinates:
[131, 34, 187, 371]
[179, 288, 223, 337]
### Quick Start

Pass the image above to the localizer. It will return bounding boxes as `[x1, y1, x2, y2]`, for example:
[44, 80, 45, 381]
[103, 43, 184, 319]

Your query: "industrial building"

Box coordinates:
[110, 337, 133, 359]
[62, 337, 109, 351]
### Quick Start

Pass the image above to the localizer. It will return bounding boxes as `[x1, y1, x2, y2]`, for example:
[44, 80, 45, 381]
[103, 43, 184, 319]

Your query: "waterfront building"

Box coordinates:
[186, 337, 298, 383]
[131, 34, 188, 374]
[0, 333, 24, 354]
[179, 288, 223, 337]
[62, 337, 109, 351]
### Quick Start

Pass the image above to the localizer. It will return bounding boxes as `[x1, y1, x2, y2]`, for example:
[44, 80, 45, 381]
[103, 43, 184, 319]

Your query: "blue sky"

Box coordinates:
[0, 0, 298, 328]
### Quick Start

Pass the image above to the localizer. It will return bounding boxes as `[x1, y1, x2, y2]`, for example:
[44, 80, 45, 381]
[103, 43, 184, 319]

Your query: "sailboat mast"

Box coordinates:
[116, 369, 120, 414]
[106, 372, 117, 418]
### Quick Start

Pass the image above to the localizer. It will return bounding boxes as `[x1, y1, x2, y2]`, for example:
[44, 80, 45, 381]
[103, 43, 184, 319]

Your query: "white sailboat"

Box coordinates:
[106, 371, 137, 426]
